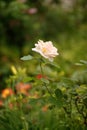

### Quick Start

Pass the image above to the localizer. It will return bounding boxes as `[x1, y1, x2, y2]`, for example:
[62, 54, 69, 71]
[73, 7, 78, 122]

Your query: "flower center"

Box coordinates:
[42, 47, 47, 53]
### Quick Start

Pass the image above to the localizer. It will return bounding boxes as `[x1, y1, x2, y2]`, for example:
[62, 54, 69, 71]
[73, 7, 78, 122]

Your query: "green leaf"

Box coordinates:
[55, 88, 63, 99]
[45, 62, 61, 71]
[80, 60, 87, 65]
[76, 60, 87, 66]
[48, 96, 63, 108]
[22, 77, 34, 82]
[75, 63, 83, 66]
[41, 78, 49, 84]
[20, 55, 33, 61]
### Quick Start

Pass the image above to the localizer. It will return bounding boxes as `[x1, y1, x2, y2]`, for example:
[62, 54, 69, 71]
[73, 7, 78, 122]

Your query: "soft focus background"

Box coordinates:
[0, 0, 87, 89]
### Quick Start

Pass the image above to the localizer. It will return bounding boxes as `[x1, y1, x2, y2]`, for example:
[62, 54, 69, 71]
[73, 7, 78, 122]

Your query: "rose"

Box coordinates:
[32, 40, 59, 62]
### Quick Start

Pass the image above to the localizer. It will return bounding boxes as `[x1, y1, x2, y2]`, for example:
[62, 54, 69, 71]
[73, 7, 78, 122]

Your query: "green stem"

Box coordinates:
[44, 82, 54, 99]
[39, 59, 43, 75]
[39, 59, 54, 99]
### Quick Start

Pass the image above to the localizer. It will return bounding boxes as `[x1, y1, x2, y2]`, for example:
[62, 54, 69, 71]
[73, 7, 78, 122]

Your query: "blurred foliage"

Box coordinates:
[0, 58, 87, 129]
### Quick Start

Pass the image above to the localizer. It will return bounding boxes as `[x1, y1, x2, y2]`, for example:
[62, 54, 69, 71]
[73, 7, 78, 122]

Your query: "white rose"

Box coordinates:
[32, 40, 59, 62]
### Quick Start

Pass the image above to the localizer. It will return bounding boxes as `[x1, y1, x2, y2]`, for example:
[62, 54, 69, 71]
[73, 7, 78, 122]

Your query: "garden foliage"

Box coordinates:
[0, 40, 87, 129]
